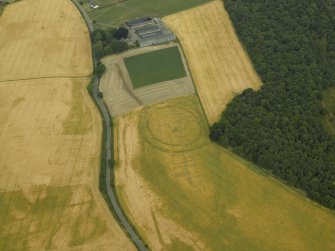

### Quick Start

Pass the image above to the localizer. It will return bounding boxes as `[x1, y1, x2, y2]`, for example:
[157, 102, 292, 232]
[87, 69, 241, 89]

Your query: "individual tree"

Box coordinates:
[94, 62, 105, 78]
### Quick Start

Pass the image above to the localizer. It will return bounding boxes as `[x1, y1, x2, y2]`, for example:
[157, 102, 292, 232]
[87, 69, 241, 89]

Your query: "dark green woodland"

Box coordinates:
[211, 0, 335, 209]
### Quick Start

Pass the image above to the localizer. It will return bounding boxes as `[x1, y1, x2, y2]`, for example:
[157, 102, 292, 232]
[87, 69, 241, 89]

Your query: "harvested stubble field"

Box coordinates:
[114, 95, 335, 250]
[163, 0, 262, 124]
[0, 0, 134, 250]
[0, 0, 92, 81]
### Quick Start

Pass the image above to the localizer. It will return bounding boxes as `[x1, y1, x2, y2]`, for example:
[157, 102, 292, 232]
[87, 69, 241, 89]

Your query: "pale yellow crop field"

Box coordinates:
[164, 0, 262, 124]
[114, 95, 335, 251]
[0, 0, 134, 250]
[0, 0, 92, 81]
[0, 78, 134, 250]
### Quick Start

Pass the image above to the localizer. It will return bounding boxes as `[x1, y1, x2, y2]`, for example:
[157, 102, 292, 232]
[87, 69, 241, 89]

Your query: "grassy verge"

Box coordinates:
[177, 41, 209, 126]
[87, 76, 148, 249]
[75, 0, 148, 246]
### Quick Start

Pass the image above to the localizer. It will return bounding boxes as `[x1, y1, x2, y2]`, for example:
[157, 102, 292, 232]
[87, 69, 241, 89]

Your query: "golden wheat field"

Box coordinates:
[163, 0, 262, 124]
[114, 95, 335, 251]
[0, 0, 92, 81]
[0, 0, 134, 250]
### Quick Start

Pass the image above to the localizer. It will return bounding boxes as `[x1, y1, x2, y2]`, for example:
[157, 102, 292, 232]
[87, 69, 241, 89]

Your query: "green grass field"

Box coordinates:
[87, 0, 210, 25]
[116, 95, 335, 250]
[124, 46, 187, 89]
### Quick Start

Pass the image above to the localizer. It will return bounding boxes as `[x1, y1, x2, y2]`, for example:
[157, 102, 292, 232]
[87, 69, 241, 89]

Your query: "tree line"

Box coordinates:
[211, 0, 335, 209]
[92, 27, 129, 60]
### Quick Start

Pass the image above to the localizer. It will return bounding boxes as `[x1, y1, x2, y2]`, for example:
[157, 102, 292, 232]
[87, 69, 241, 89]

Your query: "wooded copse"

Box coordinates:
[211, 0, 335, 209]
[92, 28, 129, 60]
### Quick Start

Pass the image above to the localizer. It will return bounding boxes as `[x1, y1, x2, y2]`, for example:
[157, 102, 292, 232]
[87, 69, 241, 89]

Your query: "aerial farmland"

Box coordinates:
[114, 95, 335, 250]
[94, 0, 335, 249]
[163, 0, 262, 124]
[1, 0, 335, 250]
[99, 43, 195, 116]
[0, 0, 134, 250]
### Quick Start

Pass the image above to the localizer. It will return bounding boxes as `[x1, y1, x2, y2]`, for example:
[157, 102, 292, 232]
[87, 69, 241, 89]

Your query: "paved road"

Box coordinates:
[71, 1, 147, 250]
[71, 0, 94, 31]
[93, 77, 147, 251]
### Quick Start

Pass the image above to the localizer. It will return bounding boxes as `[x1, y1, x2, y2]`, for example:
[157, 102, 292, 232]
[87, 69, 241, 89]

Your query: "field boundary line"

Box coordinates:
[176, 41, 210, 126]
[0, 75, 91, 84]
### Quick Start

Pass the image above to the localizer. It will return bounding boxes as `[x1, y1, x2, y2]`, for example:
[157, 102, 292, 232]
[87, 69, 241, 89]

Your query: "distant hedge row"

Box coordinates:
[211, 0, 335, 209]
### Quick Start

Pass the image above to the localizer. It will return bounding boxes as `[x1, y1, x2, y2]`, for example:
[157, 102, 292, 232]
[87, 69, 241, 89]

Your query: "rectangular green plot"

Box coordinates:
[124, 46, 187, 89]
[88, 0, 211, 25]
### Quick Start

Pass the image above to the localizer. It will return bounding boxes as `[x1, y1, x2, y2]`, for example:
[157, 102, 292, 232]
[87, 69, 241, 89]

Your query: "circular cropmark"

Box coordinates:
[139, 103, 208, 152]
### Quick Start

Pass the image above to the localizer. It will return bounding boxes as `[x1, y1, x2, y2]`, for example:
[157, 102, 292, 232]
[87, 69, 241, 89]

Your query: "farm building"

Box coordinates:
[126, 17, 176, 47]
[136, 26, 161, 36]
[125, 17, 154, 29]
